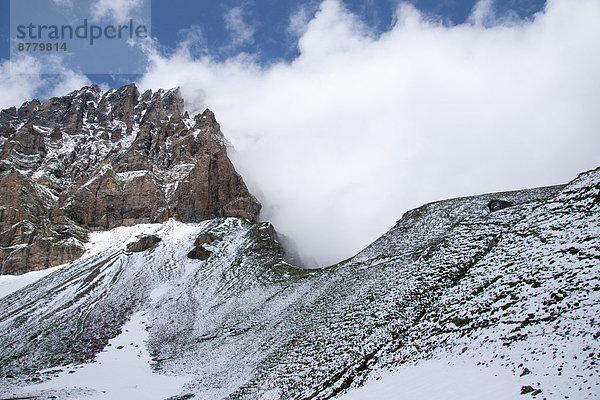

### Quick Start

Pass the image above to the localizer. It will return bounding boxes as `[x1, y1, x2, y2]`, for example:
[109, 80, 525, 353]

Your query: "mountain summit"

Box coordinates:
[0, 84, 260, 275]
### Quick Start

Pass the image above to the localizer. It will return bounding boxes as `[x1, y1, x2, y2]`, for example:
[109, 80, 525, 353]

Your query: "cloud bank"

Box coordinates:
[138, 0, 600, 267]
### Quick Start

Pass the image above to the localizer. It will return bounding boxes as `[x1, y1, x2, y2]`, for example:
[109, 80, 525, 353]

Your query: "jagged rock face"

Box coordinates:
[60, 170, 170, 230]
[0, 84, 260, 274]
[0, 169, 85, 275]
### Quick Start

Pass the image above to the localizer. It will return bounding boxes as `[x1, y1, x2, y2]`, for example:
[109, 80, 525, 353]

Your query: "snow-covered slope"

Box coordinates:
[0, 167, 599, 400]
[0, 266, 61, 299]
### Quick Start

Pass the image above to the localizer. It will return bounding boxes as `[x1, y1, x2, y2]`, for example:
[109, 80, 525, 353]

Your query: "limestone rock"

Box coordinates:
[127, 235, 162, 253]
[187, 246, 212, 260]
[194, 233, 215, 247]
[60, 170, 169, 230]
[520, 385, 535, 395]
[0, 170, 85, 275]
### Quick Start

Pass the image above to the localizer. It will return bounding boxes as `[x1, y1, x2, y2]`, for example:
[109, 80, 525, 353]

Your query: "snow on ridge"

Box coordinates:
[183, 117, 195, 130]
[159, 163, 196, 199]
[80, 164, 112, 189]
[108, 120, 127, 131]
[32, 125, 52, 135]
[118, 122, 140, 150]
[84, 219, 207, 258]
[563, 166, 600, 191]
[115, 170, 151, 182]
[340, 170, 600, 400]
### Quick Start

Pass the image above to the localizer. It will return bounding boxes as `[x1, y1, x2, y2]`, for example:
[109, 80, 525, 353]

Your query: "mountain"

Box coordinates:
[0, 86, 599, 400]
[0, 84, 260, 275]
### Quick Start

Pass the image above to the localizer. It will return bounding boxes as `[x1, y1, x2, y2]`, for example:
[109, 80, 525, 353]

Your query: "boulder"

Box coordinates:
[127, 235, 162, 253]
[187, 246, 212, 260]
[488, 199, 513, 212]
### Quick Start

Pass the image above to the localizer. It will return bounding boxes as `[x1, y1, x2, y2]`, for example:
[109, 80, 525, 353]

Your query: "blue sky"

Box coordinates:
[0, 0, 546, 88]
[150, 0, 546, 58]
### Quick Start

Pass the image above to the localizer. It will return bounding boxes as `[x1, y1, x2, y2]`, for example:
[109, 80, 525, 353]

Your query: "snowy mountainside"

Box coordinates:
[0, 218, 287, 382]
[0, 167, 599, 400]
[340, 169, 600, 399]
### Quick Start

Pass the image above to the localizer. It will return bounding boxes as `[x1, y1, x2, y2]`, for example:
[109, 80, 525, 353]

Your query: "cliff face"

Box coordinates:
[0, 84, 260, 275]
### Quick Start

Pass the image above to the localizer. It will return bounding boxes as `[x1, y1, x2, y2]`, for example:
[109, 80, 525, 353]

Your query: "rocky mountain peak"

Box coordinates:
[0, 83, 260, 275]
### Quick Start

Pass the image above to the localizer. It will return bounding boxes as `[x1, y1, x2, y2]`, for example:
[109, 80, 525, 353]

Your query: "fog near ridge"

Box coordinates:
[133, 0, 597, 266]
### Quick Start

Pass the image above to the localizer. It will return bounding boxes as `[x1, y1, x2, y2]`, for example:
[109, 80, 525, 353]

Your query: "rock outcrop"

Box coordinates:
[0, 84, 260, 274]
[487, 199, 513, 212]
[126, 235, 162, 253]
[0, 169, 85, 275]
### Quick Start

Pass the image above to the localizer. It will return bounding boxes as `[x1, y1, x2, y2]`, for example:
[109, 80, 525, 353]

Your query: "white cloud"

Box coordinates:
[48, 68, 91, 99]
[138, 0, 600, 267]
[52, 0, 73, 7]
[0, 55, 90, 110]
[224, 7, 255, 48]
[468, 0, 495, 26]
[91, 0, 142, 23]
[174, 25, 208, 58]
[468, 0, 521, 27]
[288, 3, 319, 38]
[0, 56, 43, 110]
